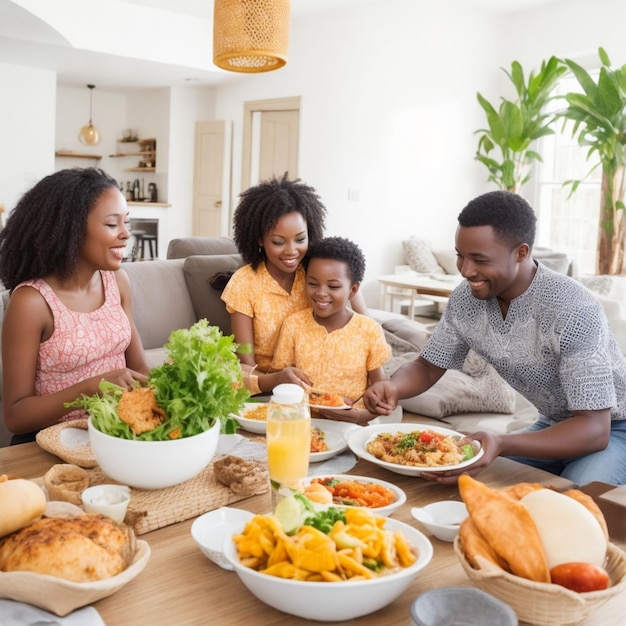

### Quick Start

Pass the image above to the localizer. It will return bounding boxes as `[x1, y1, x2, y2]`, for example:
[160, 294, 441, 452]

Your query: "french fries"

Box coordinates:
[233, 507, 416, 582]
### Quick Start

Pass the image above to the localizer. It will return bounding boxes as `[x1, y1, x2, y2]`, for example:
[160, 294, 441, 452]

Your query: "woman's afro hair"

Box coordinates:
[232, 172, 327, 268]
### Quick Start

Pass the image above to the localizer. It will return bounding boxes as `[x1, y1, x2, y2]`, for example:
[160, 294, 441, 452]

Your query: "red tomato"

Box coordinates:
[419, 431, 434, 444]
[550, 562, 610, 593]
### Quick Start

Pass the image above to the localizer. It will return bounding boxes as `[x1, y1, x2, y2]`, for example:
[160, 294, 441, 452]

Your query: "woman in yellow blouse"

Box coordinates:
[222, 174, 367, 394]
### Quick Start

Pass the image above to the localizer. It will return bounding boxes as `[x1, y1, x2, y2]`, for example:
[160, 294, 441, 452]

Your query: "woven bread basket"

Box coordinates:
[453, 536, 626, 626]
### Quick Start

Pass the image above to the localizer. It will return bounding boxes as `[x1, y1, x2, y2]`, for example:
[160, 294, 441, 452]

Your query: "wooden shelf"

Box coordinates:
[55, 151, 102, 160]
[126, 167, 156, 172]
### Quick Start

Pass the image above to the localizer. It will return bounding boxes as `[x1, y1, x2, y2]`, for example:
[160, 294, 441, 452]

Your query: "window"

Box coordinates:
[532, 73, 601, 276]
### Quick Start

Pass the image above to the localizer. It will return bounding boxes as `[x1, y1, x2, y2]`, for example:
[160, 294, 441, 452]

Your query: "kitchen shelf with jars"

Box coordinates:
[109, 137, 156, 172]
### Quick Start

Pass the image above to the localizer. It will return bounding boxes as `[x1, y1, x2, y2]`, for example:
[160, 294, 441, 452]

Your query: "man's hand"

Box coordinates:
[363, 380, 398, 415]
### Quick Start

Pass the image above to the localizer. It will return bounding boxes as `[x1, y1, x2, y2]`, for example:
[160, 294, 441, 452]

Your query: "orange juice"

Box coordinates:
[266, 384, 311, 505]
[267, 417, 311, 484]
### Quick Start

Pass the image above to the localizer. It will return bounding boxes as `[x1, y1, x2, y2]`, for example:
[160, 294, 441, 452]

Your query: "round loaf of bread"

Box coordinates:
[0, 477, 47, 538]
[0, 513, 136, 582]
[44, 463, 90, 506]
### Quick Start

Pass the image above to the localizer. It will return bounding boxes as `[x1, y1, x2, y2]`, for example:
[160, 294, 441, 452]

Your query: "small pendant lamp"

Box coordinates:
[79, 84, 101, 146]
[213, 0, 290, 73]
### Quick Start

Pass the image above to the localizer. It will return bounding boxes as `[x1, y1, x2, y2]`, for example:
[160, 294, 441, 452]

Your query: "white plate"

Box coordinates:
[309, 418, 359, 463]
[303, 473, 406, 516]
[231, 402, 269, 434]
[347, 423, 483, 477]
[309, 402, 351, 410]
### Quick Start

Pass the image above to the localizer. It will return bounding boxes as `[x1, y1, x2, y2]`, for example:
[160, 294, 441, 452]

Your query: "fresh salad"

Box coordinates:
[66, 319, 250, 440]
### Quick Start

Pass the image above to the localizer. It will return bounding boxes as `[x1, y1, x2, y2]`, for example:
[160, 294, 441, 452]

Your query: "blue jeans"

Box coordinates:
[506, 417, 626, 486]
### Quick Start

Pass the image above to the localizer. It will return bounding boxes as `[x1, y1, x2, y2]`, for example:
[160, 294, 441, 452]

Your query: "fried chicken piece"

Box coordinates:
[116, 387, 165, 435]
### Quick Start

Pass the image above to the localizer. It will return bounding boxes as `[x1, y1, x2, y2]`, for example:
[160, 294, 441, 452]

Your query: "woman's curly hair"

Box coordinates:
[232, 173, 327, 269]
[0, 167, 119, 291]
[304, 236, 366, 284]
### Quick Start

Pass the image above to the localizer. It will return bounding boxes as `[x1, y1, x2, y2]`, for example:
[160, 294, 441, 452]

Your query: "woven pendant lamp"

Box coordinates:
[213, 0, 290, 73]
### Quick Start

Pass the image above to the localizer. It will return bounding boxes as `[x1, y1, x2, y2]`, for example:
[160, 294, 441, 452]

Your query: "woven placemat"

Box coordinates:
[35, 435, 269, 536]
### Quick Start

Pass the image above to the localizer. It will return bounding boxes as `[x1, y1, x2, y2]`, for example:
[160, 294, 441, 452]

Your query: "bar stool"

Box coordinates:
[138, 233, 157, 260]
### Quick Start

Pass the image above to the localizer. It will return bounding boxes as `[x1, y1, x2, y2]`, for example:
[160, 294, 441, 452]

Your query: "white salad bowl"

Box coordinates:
[223, 517, 433, 621]
[88, 418, 220, 490]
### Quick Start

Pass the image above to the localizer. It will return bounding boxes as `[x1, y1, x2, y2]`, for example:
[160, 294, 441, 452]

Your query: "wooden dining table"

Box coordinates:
[1, 414, 624, 626]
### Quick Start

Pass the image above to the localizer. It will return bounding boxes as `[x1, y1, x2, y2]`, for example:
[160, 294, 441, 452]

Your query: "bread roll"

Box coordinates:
[0, 478, 47, 538]
[44, 463, 89, 506]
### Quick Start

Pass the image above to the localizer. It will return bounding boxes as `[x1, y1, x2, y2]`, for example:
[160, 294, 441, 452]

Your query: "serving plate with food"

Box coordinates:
[307, 391, 351, 410]
[302, 473, 406, 516]
[309, 419, 358, 463]
[231, 402, 270, 434]
[347, 423, 482, 477]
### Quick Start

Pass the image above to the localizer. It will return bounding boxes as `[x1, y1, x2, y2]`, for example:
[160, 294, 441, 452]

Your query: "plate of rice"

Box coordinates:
[347, 423, 483, 477]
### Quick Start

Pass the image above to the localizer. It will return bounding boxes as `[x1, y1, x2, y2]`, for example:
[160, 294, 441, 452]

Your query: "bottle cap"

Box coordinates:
[271, 383, 305, 404]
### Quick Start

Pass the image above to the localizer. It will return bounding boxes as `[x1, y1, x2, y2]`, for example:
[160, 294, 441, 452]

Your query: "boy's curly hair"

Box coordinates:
[304, 236, 366, 284]
[0, 168, 119, 290]
[232, 172, 327, 269]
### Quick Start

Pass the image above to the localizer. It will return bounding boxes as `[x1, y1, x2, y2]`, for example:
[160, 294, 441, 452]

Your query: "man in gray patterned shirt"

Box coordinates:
[364, 191, 626, 485]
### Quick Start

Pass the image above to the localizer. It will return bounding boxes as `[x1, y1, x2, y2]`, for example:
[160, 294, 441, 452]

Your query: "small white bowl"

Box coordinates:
[81, 484, 131, 523]
[191, 507, 255, 570]
[411, 501, 468, 542]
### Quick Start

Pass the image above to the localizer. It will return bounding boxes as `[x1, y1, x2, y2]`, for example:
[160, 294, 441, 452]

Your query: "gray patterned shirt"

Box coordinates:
[422, 263, 626, 422]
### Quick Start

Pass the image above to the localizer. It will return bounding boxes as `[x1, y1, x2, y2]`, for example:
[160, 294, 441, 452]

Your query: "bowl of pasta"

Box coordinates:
[223, 502, 433, 621]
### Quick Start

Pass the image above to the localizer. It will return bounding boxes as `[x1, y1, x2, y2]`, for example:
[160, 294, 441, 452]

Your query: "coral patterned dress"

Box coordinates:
[15, 271, 131, 421]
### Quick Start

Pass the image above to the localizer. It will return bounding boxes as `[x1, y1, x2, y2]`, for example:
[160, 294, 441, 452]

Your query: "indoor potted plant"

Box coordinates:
[475, 56, 566, 193]
[557, 48, 626, 275]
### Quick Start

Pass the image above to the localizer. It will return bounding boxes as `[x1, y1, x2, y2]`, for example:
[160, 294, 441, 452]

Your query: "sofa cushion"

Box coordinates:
[183, 254, 243, 335]
[381, 322, 517, 419]
[431, 248, 460, 275]
[402, 238, 445, 275]
[123, 259, 197, 351]
[167, 236, 238, 259]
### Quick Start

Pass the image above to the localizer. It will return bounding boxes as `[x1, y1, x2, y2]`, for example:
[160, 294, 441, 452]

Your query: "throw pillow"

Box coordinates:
[402, 238, 444, 275]
[382, 328, 516, 419]
[431, 248, 460, 275]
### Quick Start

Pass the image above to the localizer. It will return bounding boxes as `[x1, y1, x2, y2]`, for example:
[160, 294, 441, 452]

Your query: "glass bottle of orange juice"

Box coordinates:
[266, 384, 311, 507]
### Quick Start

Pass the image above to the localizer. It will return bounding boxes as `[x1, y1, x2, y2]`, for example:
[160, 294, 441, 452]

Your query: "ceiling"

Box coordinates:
[0, 0, 557, 91]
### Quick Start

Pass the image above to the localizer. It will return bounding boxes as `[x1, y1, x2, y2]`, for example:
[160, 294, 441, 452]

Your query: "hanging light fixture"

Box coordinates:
[78, 84, 100, 145]
[213, 0, 290, 73]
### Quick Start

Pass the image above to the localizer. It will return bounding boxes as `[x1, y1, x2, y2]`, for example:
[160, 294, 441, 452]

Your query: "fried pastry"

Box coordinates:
[458, 517, 508, 570]
[458, 474, 550, 583]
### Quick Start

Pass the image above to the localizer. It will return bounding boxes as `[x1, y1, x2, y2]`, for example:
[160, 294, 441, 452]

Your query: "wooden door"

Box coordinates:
[192, 120, 231, 236]
[242, 97, 300, 190]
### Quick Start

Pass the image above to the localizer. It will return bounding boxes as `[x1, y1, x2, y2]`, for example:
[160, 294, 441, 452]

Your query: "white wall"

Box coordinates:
[3, 0, 626, 299]
[0, 63, 56, 212]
